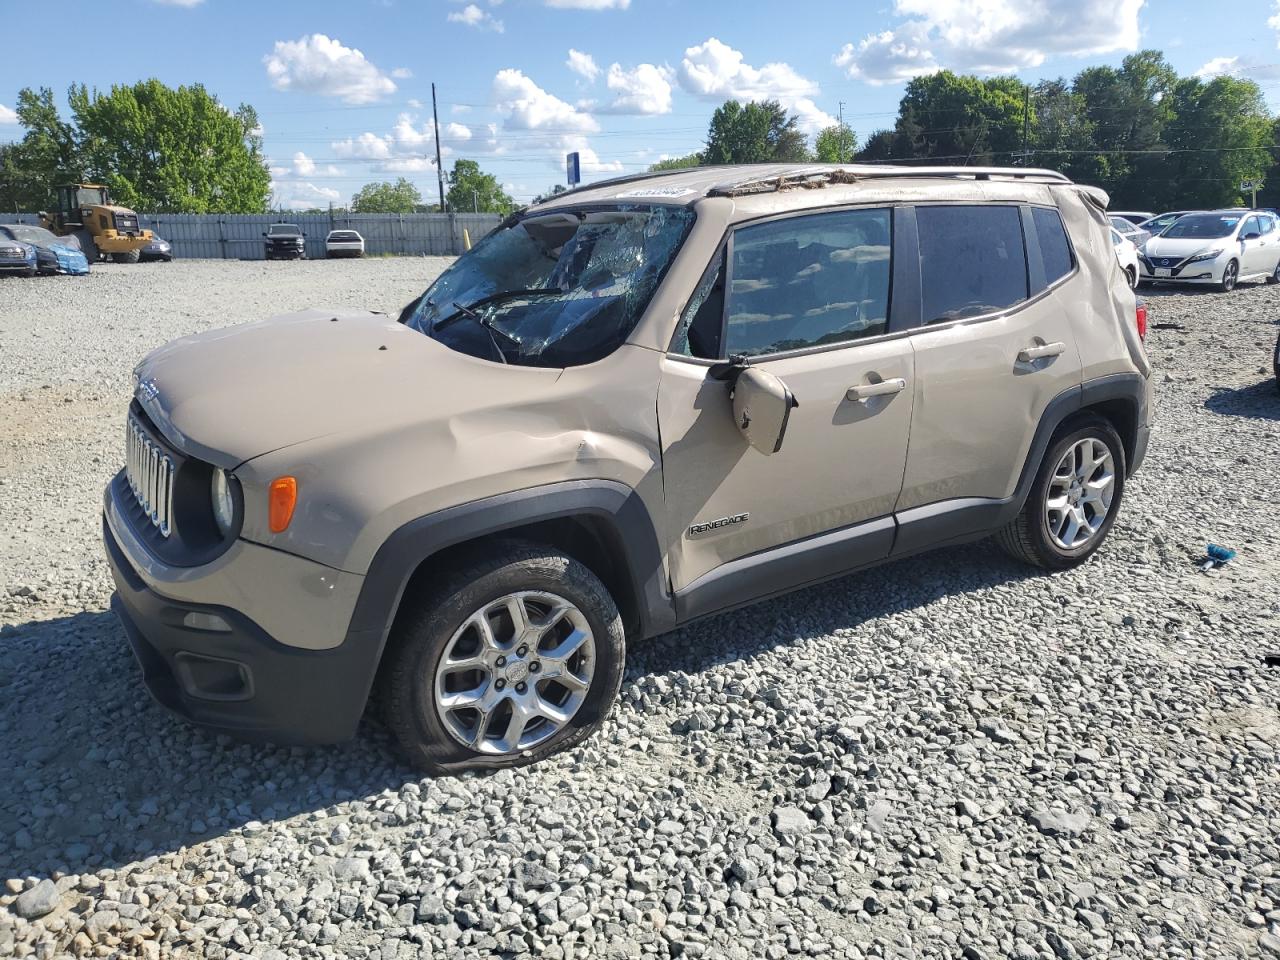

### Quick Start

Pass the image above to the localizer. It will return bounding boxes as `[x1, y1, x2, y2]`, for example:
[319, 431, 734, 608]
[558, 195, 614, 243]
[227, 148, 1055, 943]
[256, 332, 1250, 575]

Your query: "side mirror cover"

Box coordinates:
[731, 366, 798, 455]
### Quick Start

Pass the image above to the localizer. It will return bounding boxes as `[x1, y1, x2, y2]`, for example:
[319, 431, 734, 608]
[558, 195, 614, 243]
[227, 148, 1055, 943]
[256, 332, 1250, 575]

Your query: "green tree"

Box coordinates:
[1162, 76, 1273, 209]
[648, 152, 702, 172]
[351, 177, 423, 213]
[67, 80, 269, 212]
[814, 124, 857, 163]
[0, 87, 88, 210]
[1027, 79, 1105, 183]
[855, 129, 900, 163]
[532, 183, 568, 204]
[445, 159, 515, 214]
[703, 100, 809, 165]
[891, 71, 1029, 165]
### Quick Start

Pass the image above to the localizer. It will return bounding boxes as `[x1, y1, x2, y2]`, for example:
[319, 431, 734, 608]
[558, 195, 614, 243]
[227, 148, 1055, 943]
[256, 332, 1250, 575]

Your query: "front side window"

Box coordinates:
[1242, 215, 1262, 238]
[917, 205, 1028, 324]
[721, 208, 891, 357]
[1032, 207, 1075, 287]
[405, 204, 694, 367]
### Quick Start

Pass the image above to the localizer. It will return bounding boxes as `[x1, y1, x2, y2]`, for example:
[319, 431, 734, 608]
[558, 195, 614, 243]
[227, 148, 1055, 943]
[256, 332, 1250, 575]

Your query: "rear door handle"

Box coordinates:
[1018, 341, 1066, 363]
[846, 377, 906, 401]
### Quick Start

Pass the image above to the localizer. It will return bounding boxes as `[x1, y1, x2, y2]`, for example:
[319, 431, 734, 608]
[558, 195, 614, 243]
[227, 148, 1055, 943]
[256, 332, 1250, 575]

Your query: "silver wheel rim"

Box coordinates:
[1045, 437, 1116, 550]
[434, 591, 595, 755]
[1224, 261, 1237, 288]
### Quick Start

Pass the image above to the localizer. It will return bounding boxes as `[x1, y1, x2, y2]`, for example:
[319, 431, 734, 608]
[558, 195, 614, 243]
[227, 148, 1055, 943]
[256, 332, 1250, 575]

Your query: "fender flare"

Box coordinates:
[344, 477, 674, 655]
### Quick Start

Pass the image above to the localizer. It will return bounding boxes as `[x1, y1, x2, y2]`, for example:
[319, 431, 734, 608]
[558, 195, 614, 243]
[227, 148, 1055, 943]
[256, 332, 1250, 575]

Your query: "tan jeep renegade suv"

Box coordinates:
[104, 164, 1152, 772]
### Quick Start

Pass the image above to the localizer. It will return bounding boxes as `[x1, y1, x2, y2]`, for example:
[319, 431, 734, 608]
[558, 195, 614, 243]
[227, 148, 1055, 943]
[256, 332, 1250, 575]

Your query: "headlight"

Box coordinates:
[211, 469, 236, 537]
[1187, 249, 1223, 264]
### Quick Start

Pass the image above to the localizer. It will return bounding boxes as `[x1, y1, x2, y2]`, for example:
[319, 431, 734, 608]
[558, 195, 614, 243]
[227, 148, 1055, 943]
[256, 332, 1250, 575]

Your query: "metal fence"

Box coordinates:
[4, 212, 501, 260]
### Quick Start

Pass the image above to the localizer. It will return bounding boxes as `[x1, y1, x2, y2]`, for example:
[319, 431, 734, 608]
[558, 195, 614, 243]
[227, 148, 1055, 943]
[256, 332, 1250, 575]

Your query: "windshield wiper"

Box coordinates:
[431, 288, 563, 332]
[448, 301, 522, 364]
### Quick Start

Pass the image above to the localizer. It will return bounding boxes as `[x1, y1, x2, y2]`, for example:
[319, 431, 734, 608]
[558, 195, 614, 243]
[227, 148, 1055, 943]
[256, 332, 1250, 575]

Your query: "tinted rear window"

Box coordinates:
[917, 205, 1028, 323]
[1032, 207, 1074, 286]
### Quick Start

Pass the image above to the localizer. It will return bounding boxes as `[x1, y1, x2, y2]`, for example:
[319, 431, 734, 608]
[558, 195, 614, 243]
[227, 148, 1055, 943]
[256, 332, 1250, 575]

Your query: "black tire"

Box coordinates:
[379, 540, 626, 773]
[1267, 260, 1280, 285]
[995, 415, 1127, 570]
[111, 249, 141, 264]
[1125, 266, 1138, 289]
[1219, 259, 1238, 292]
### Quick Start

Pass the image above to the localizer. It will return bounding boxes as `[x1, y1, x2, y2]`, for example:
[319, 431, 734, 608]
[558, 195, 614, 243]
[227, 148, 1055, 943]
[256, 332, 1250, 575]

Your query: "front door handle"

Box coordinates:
[1018, 341, 1066, 363]
[847, 377, 906, 401]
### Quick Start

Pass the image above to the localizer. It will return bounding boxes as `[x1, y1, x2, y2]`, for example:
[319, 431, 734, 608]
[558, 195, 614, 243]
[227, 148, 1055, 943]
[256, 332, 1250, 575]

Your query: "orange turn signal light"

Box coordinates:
[268, 476, 298, 533]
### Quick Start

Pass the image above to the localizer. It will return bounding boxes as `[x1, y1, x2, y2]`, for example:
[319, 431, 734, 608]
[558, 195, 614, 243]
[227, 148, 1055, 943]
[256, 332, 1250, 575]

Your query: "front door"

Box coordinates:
[1239, 215, 1270, 276]
[657, 206, 914, 614]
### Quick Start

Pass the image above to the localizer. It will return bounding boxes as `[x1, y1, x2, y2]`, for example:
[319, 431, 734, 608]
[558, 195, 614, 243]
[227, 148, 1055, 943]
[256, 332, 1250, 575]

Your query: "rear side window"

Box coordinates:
[917, 205, 1028, 323]
[1032, 207, 1075, 285]
[722, 208, 891, 357]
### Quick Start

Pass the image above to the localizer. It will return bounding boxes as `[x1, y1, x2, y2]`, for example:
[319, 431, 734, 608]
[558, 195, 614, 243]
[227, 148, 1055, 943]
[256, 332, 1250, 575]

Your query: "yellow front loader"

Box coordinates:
[40, 183, 153, 263]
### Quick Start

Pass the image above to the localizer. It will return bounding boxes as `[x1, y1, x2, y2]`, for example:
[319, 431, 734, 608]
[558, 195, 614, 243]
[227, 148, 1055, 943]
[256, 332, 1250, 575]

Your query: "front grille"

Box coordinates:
[114, 214, 140, 232]
[1, 248, 23, 259]
[125, 414, 175, 537]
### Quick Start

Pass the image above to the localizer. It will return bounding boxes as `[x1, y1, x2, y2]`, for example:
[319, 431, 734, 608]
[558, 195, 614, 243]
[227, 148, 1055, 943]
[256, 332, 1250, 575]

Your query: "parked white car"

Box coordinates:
[1109, 216, 1151, 247]
[325, 229, 365, 258]
[1139, 210, 1200, 235]
[1111, 210, 1155, 226]
[1140, 210, 1280, 291]
[1111, 228, 1140, 288]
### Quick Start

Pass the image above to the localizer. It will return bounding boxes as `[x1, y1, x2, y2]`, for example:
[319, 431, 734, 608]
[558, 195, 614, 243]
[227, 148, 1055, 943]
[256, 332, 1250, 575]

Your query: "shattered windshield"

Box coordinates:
[405, 204, 694, 367]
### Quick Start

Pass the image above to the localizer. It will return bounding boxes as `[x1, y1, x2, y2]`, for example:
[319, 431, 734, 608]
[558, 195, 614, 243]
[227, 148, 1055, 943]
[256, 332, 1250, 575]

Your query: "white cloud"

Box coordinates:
[452, 104, 472, 114]
[1196, 56, 1241, 78]
[1271, 2, 1280, 43]
[1195, 55, 1280, 82]
[290, 150, 340, 177]
[448, 4, 504, 32]
[270, 179, 341, 210]
[151, 0, 203, 6]
[493, 68, 598, 132]
[0, 103, 17, 125]
[264, 34, 397, 104]
[391, 67, 413, 79]
[678, 38, 833, 134]
[566, 49, 601, 82]
[601, 63, 674, 115]
[330, 113, 499, 174]
[835, 0, 1145, 84]
[407, 98, 424, 109]
[545, 0, 629, 7]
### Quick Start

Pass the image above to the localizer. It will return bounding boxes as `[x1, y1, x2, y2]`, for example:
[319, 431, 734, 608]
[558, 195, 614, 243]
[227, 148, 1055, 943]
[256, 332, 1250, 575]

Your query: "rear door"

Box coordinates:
[894, 203, 1082, 541]
[657, 206, 914, 602]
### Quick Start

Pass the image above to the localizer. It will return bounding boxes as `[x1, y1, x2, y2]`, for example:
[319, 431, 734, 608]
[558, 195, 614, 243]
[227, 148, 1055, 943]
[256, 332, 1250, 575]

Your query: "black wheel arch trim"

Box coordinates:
[346, 477, 674, 653]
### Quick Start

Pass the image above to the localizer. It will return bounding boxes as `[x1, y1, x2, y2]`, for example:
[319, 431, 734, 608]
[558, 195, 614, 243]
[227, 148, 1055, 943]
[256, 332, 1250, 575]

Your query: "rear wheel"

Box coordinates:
[995, 416, 1126, 570]
[1267, 260, 1280, 285]
[111, 249, 141, 264]
[1219, 259, 1239, 292]
[380, 541, 626, 773]
[1273, 331, 1279, 395]
[1125, 265, 1138, 289]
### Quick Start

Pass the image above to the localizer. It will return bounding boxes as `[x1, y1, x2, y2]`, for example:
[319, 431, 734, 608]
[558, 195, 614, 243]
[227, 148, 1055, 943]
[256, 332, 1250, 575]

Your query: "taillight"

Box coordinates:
[1135, 302, 1148, 340]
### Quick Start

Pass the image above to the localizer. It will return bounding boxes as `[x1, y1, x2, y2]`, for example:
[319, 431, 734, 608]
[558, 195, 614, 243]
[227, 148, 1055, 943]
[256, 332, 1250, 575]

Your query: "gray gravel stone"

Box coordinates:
[12, 879, 58, 919]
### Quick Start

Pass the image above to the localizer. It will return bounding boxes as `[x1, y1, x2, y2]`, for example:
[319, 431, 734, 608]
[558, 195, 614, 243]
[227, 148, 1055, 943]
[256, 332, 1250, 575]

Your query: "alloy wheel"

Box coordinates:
[1222, 260, 1238, 291]
[434, 591, 596, 755]
[1045, 437, 1116, 550]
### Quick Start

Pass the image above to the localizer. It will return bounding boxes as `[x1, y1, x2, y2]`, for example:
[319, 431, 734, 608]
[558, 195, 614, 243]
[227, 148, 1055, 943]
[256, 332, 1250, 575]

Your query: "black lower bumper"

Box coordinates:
[104, 517, 378, 745]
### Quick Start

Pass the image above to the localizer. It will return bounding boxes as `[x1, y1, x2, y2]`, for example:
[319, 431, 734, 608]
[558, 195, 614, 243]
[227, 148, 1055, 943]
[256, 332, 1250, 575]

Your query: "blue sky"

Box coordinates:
[3, 0, 1280, 207]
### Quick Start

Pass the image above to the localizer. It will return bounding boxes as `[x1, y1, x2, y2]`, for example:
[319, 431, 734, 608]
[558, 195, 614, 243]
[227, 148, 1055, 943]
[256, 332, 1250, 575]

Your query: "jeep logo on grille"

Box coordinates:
[688, 513, 749, 537]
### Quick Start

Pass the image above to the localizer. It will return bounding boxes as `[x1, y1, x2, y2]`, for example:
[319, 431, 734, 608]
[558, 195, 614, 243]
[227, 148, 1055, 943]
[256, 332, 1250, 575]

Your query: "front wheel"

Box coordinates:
[1267, 260, 1280, 285]
[1125, 266, 1138, 289]
[995, 416, 1126, 570]
[1219, 259, 1239, 292]
[111, 249, 141, 264]
[380, 541, 626, 773]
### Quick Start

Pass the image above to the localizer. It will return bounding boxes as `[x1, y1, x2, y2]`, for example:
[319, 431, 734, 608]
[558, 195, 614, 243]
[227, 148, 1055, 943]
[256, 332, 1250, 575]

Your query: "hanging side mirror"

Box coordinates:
[730, 366, 798, 455]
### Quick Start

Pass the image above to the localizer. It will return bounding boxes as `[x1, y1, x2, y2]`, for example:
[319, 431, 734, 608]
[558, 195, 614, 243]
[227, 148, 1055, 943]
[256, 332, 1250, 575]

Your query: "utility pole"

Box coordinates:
[1020, 85, 1031, 167]
[473, 189, 479, 213]
[838, 101, 847, 163]
[432, 82, 446, 212]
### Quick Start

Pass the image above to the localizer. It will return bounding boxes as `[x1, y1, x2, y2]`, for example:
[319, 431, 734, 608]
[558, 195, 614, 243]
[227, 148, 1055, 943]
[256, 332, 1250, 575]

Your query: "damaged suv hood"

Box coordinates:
[134, 308, 561, 466]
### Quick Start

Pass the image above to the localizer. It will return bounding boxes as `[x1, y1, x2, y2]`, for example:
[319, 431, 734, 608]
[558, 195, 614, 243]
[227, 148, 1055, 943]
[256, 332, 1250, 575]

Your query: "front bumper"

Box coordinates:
[1139, 258, 1221, 284]
[103, 487, 378, 744]
[265, 243, 305, 259]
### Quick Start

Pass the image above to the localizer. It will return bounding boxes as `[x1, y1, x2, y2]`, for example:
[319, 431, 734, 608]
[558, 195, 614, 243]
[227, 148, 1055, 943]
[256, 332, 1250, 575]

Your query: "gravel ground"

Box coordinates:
[1, 259, 1279, 960]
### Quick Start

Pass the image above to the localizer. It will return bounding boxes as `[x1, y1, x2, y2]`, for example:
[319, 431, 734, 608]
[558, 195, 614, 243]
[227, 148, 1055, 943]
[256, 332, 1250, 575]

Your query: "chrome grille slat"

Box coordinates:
[124, 413, 175, 538]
